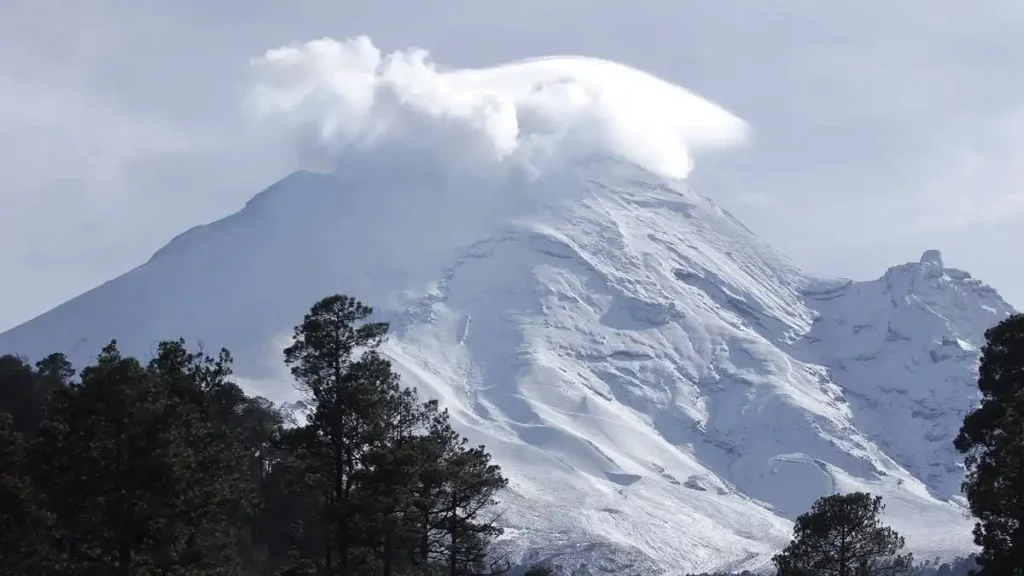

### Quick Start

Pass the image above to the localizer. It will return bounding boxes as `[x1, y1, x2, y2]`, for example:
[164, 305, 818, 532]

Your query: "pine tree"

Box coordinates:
[258, 424, 330, 575]
[954, 313, 1024, 575]
[0, 351, 74, 438]
[280, 295, 510, 575]
[772, 492, 913, 576]
[282, 295, 406, 574]
[363, 388, 509, 575]
[3, 294, 513, 574]
[146, 339, 262, 573]
[0, 412, 44, 573]
[26, 340, 255, 574]
[0, 354, 43, 436]
[386, 403, 458, 571]
[438, 436, 508, 575]
[35, 352, 75, 391]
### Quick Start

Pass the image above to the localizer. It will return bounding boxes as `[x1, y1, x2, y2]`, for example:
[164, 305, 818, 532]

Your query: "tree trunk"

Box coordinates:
[449, 498, 458, 576]
[838, 523, 848, 576]
[115, 417, 133, 576]
[419, 507, 430, 566]
[323, 483, 334, 574]
[382, 529, 393, 576]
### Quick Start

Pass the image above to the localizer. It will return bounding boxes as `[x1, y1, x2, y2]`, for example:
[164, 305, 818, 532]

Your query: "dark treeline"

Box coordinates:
[2, 300, 1023, 575]
[0, 294, 541, 576]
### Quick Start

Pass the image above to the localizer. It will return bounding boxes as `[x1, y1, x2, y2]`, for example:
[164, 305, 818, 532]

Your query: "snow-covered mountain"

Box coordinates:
[0, 41, 1015, 574]
[1, 161, 1011, 573]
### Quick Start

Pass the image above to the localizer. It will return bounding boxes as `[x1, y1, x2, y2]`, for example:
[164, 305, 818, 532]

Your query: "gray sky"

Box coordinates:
[2, 0, 1021, 331]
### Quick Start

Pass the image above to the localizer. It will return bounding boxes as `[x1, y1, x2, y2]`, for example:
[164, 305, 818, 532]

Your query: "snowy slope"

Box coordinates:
[0, 43, 1014, 574]
[797, 251, 1014, 501]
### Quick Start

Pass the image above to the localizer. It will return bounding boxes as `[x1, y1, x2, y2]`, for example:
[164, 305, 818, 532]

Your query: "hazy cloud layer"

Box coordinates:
[2, 0, 1023, 330]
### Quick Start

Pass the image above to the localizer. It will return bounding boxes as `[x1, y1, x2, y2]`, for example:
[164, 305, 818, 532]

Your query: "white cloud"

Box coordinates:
[245, 36, 748, 181]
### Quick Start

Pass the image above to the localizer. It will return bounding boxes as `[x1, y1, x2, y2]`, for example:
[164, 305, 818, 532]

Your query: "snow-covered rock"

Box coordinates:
[797, 251, 1013, 500]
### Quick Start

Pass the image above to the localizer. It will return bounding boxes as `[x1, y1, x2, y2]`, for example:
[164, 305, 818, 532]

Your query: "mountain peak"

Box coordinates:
[919, 249, 944, 270]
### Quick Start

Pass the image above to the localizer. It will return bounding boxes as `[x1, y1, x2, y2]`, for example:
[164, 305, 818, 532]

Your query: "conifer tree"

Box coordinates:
[0, 412, 43, 572]
[35, 352, 75, 391]
[437, 434, 508, 575]
[147, 339, 261, 572]
[0, 351, 73, 437]
[1, 293, 513, 575]
[282, 295, 510, 575]
[954, 313, 1024, 575]
[26, 340, 255, 575]
[0, 354, 43, 436]
[773, 492, 912, 576]
[282, 295, 405, 574]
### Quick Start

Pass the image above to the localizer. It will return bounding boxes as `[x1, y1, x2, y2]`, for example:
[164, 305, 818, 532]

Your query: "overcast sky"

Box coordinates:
[2, 1, 1022, 331]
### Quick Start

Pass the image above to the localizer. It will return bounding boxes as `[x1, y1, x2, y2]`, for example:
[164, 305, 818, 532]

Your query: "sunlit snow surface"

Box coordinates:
[0, 42, 1015, 573]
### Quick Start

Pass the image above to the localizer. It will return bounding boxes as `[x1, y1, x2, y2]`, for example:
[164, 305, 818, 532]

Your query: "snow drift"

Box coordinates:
[0, 37, 1013, 574]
